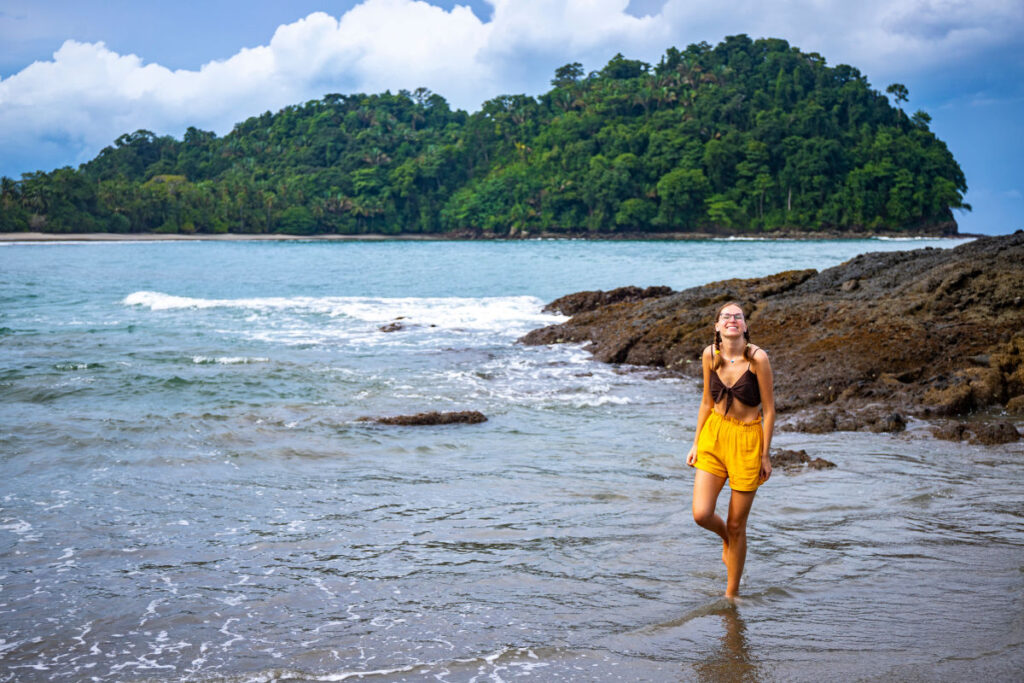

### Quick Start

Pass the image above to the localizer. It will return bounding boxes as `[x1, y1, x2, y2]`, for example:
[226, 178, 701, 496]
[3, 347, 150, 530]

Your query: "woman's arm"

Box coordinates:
[753, 348, 775, 482]
[686, 346, 715, 466]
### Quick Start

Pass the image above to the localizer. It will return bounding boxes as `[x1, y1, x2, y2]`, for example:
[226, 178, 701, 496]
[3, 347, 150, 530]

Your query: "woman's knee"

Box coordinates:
[693, 508, 716, 528]
[725, 517, 747, 538]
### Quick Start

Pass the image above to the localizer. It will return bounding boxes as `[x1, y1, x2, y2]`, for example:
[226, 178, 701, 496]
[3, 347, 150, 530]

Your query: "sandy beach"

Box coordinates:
[0, 231, 441, 242]
[0, 230, 971, 243]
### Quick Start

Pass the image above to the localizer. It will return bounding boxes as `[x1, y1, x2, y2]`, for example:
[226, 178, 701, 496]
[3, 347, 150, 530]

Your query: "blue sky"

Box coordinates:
[1, 0, 1021, 235]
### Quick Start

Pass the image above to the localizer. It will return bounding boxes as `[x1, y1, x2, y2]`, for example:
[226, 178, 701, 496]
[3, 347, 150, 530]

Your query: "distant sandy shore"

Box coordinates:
[0, 231, 972, 243]
[0, 232, 443, 242]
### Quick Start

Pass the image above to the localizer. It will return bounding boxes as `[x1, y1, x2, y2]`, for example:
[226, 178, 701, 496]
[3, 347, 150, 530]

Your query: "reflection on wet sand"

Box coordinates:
[695, 602, 759, 683]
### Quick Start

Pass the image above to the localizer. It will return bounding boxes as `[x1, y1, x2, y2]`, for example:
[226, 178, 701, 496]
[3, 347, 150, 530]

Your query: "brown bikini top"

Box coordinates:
[709, 363, 761, 414]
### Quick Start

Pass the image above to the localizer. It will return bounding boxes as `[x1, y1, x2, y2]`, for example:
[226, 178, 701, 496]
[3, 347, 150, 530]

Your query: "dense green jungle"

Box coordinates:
[0, 35, 969, 236]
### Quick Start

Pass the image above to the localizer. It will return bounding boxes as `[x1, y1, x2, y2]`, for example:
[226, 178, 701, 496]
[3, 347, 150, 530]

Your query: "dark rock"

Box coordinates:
[969, 421, 1021, 445]
[520, 234, 1024, 432]
[773, 448, 811, 467]
[1006, 395, 1024, 415]
[772, 449, 837, 470]
[833, 411, 861, 432]
[380, 321, 404, 332]
[931, 422, 969, 441]
[931, 419, 1020, 444]
[543, 285, 674, 316]
[795, 411, 836, 433]
[359, 410, 488, 426]
[867, 412, 907, 433]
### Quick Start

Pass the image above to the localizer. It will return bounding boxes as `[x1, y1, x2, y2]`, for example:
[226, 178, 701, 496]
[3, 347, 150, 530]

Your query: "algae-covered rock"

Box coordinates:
[359, 411, 487, 425]
[969, 421, 1021, 445]
[1006, 396, 1024, 415]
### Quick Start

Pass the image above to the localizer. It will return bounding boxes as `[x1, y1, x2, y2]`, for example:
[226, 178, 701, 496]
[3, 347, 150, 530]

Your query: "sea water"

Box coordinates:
[1, 237, 1021, 681]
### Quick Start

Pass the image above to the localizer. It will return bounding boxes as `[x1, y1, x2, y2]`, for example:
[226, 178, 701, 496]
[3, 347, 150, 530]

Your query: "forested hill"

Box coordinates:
[0, 35, 968, 236]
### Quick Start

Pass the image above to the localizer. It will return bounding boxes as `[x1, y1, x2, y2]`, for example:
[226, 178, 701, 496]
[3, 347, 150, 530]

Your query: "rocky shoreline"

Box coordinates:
[521, 232, 1024, 444]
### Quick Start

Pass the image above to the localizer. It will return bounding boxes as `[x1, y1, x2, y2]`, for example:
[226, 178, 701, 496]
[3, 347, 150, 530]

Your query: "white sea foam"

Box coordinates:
[125, 290, 562, 327]
[0, 519, 33, 536]
[191, 356, 269, 365]
[425, 343, 640, 408]
[125, 291, 566, 348]
[873, 235, 971, 241]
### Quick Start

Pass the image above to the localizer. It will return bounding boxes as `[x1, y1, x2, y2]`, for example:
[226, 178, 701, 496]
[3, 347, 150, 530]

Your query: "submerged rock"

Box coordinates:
[380, 316, 407, 332]
[931, 421, 970, 442]
[359, 410, 488, 426]
[931, 419, 1020, 445]
[521, 233, 1024, 435]
[772, 448, 837, 470]
[968, 421, 1020, 445]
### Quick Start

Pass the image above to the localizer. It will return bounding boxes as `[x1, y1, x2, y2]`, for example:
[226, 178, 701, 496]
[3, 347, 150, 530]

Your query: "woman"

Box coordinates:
[686, 301, 774, 599]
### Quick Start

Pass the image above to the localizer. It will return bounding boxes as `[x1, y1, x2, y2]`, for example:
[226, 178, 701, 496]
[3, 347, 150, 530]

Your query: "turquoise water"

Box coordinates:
[2, 237, 1022, 681]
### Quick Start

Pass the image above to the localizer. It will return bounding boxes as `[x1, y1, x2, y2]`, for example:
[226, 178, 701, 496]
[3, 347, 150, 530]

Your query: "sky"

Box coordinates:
[1, 0, 1021, 235]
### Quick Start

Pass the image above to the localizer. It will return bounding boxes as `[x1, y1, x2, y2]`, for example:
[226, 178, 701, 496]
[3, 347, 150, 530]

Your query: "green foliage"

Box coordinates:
[656, 168, 711, 229]
[278, 206, 316, 235]
[0, 36, 968, 235]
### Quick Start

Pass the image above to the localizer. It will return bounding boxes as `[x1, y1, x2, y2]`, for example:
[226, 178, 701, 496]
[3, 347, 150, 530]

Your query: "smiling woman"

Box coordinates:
[686, 301, 775, 599]
[1, 238, 1021, 681]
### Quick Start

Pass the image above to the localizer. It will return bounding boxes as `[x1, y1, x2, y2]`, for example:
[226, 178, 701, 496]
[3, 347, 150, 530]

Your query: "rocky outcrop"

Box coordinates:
[772, 449, 837, 470]
[931, 420, 1021, 445]
[544, 286, 675, 316]
[359, 411, 488, 426]
[521, 232, 1024, 434]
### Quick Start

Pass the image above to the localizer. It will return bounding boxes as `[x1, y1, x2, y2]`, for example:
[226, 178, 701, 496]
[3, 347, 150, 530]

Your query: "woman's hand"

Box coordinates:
[686, 444, 698, 467]
[759, 453, 772, 483]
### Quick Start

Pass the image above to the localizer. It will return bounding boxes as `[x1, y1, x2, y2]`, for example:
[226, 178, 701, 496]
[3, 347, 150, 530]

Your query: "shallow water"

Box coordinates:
[2, 238, 1021, 681]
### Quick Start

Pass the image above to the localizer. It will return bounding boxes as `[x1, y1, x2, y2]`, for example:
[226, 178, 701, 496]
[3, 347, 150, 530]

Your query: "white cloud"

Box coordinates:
[1, 0, 1022, 176]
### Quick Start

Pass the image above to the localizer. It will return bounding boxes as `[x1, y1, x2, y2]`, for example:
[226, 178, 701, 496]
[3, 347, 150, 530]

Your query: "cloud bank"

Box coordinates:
[1, 0, 1021, 177]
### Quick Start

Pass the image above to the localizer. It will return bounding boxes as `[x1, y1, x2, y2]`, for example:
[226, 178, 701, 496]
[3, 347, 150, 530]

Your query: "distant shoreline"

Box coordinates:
[0, 230, 981, 243]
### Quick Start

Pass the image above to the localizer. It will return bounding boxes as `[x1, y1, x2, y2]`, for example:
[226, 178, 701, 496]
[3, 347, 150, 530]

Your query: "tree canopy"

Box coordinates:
[0, 36, 968, 236]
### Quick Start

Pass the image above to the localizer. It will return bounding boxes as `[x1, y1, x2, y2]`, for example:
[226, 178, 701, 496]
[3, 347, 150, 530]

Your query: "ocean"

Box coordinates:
[1, 237, 1021, 681]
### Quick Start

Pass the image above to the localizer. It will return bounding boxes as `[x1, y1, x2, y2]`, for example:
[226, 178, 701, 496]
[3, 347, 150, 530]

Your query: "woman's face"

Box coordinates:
[716, 304, 747, 339]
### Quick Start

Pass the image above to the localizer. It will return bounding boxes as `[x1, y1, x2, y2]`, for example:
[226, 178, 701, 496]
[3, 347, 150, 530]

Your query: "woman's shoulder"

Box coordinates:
[701, 344, 715, 360]
[748, 344, 770, 365]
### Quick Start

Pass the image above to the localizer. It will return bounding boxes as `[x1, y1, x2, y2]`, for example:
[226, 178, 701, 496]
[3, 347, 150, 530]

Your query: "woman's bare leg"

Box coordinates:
[724, 489, 756, 599]
[692, 468, 728, 549]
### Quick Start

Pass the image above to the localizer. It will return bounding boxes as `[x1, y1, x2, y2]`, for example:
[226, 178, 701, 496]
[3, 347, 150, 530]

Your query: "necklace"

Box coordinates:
[721, 347, 746, 364]
[716, 343, 747, 364]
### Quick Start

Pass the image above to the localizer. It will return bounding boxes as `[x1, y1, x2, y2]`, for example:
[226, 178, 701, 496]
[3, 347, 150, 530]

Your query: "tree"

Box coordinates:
[552, 62, 584, 87]
[886, 83, 909, 108]
[600, 53, 650, 80]
[277, 205, 316, 234]
[3, 37, 968, 237]
[656, 168, 711, 229]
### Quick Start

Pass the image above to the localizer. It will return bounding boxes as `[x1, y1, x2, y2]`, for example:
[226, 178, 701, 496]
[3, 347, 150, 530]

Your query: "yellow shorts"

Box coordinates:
[694, 411, 764, 492]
